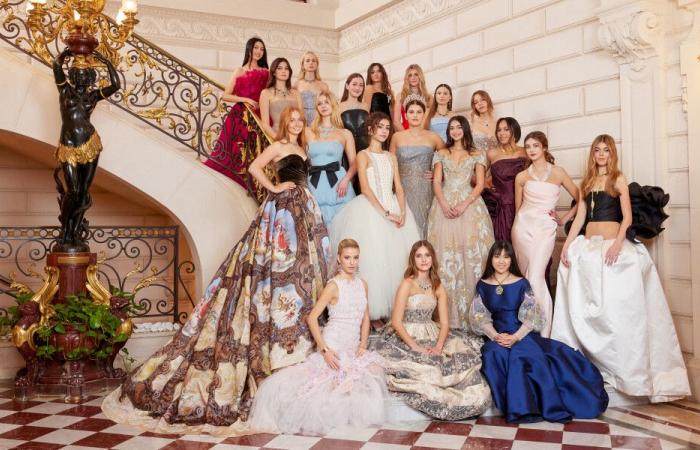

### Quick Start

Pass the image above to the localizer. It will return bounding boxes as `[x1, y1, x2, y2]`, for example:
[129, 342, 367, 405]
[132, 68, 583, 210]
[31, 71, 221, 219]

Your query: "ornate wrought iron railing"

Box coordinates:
[0, 226, 195, 324]
[0, 0, 270, 197]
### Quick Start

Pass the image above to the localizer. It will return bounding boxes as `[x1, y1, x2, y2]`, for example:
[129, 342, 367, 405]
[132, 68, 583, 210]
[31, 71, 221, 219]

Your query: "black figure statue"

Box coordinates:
[52, 48, 120, 253]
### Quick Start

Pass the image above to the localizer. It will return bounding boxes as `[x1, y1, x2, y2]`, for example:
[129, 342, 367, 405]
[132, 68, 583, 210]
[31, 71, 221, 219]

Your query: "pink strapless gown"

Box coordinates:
[511, 181, 560, 337]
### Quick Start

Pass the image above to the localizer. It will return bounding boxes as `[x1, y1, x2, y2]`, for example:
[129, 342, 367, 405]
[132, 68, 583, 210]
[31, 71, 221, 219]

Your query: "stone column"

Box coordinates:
[678, 0, 700, 398]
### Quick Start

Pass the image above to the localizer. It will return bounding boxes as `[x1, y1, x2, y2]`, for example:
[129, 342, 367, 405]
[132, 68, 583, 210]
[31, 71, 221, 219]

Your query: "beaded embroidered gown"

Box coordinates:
[371, 291, 491, 420]
[427, 151, 494, 329]
[396, 145, 434, 238]
[330, 151, 420, 319]
[250, 276, 388, 435]
[102, 154, 330, 435]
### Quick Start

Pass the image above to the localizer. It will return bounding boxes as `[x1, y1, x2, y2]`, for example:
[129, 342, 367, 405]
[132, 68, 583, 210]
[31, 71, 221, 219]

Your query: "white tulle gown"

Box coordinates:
[249, 276, 389, 435]
[330, 150, 421, 319]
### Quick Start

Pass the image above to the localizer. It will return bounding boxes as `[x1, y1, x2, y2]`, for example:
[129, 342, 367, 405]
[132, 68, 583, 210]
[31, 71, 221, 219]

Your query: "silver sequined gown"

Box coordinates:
[396, 145, 435, 238]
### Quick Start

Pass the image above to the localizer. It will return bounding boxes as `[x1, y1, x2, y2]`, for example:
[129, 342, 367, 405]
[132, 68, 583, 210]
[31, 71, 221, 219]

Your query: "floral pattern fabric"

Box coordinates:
[427, 151, 494, 329]
[102, 181, 329, 434]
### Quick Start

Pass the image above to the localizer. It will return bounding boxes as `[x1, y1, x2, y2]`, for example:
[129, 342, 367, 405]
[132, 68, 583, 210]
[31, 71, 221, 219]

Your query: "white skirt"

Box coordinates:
[329, 194, 421, 319]
[552, 236, 690, 402]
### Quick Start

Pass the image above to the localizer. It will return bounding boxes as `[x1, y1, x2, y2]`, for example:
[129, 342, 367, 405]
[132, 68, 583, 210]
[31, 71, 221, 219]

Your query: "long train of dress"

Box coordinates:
[102, 155, 330, 435]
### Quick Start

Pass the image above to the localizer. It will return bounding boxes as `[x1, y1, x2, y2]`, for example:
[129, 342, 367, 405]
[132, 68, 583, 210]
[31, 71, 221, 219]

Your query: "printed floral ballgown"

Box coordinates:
[205, 68, 270, 200]
[102, 154, 330, 435]
[250, 276, 388, 435]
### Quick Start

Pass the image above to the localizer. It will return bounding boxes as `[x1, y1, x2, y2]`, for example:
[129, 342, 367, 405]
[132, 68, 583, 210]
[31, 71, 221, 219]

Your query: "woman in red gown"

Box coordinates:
[205, 37, 271, 200]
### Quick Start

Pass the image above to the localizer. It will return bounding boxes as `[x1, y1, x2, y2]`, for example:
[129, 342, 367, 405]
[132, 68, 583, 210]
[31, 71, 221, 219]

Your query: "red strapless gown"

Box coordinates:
[204, 68, 269, 192]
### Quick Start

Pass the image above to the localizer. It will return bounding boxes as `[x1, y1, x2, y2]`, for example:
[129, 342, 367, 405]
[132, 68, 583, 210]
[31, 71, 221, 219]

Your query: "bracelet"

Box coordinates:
[321, 346, 329, 354]
[384, 210, 390, 217]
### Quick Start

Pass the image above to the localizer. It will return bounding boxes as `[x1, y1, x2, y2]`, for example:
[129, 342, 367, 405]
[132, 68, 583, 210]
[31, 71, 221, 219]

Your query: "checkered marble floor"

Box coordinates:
[0, 383, 694, 450]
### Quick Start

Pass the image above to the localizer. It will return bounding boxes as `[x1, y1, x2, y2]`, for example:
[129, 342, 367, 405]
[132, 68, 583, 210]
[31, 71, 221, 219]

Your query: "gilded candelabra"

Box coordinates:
[25, 0, 139, 66]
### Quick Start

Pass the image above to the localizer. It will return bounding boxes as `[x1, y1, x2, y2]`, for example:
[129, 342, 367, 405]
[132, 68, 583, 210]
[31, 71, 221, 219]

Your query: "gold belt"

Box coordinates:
[55, 132, 102, 166]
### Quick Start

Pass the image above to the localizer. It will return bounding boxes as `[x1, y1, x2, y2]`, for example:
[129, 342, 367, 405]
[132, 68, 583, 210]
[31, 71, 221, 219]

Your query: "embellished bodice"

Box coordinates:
[370, 92, 391, 116]
[434, 151, 486, 206]
[341, 109, 369, 151]
[233, 68, 269, 103]
[300, 90, 318, 124]
[403, 293, 437, 324]
[276, 154, 309, 186]
[490, 158, 527, 204]
[396, 145, 434, 178]
[323, 277, 367, 352]
[472, 129, 499, 153]
[365, 151, 397, 212]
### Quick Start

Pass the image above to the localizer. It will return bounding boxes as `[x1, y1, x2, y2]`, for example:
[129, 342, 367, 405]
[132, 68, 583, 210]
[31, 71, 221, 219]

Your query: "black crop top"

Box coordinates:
[585, 190, 622, 223]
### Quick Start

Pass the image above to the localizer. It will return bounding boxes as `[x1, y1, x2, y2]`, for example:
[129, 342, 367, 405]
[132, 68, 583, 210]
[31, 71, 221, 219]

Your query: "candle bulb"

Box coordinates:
[73, 10, 80, 21]
[26, 2, 34, 12]
[122, 0, 137, 13]
[116, 9, 126, 25]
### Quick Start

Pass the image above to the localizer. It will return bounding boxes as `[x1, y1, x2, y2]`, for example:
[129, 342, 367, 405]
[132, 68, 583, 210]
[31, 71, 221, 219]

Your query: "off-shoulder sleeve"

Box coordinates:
[517, 286, 546, 332]
[469, 293, 498, 339]
[475, 150, 487, 168]
[432, 151, 445, 169]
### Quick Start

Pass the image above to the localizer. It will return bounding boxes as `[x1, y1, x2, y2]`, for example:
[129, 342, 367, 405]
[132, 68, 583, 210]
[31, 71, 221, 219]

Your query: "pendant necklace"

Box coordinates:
[275, 87, 289, 98]
[416, 278, 432, 291]
[494, 273, 509, 295]
[590, 171, 607, 219]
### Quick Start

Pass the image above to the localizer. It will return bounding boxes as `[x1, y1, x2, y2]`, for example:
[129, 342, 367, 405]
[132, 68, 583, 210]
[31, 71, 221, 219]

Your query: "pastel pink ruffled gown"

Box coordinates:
[511, 180, 560, 337]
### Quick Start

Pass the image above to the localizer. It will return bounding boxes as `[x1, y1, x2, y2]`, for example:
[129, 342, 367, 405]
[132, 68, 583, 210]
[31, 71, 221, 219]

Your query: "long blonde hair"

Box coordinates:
[310, 90, 344, 136]
[298, 51, 322, 81]
[399, 64, 429, 108]
[580, 134, 622, 198]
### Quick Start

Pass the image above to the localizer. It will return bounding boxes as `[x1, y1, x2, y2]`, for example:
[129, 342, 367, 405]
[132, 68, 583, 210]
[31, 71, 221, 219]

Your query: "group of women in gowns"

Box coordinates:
[101, 36, 690, 437]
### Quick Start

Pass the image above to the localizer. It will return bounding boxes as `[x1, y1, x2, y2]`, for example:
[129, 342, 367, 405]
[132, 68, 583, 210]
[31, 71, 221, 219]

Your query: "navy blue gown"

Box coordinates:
[470, 278, 608, 423]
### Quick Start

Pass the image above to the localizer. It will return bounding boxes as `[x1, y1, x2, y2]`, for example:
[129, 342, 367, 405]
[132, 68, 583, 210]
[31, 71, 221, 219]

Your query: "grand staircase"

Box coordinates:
[0, 0, 260, 291]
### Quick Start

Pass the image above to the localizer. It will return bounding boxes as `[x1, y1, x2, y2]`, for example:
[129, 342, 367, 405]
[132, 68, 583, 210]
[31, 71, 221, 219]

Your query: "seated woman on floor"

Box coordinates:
[470, 240, 608, 423]
[250, 239, 389, 435]
[370, 240, 491, 421]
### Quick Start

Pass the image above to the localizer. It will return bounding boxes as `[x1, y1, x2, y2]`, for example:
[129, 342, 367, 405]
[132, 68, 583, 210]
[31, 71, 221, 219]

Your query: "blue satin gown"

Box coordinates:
[471, 278, 608, 423]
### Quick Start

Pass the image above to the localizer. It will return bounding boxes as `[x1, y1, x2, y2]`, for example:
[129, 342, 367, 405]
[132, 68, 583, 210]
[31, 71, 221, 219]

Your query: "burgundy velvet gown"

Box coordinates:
[482, 157, 527, 242]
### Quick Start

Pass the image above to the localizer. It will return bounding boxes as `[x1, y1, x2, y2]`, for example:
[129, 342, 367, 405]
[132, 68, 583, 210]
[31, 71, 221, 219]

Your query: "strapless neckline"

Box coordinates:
[278, 153, 308, 163]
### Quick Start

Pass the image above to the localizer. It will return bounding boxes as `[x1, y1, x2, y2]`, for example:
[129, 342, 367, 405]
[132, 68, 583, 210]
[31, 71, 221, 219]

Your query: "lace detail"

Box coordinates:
[518, 288, 546, 332]
[469, 293, 493, 336]
[403, 308, 433, 323]
[365, 151, 398, 214]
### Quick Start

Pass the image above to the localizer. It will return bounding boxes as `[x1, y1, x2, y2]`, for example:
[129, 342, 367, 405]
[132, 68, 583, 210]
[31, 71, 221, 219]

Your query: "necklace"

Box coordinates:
[436, 108, 449, 117]
[275, 87, 289, 98]
[416, 278, 432, 291]
[319, 125, 334, 139]
[527, 162, 552, 182]
[494, 273, 510, 295]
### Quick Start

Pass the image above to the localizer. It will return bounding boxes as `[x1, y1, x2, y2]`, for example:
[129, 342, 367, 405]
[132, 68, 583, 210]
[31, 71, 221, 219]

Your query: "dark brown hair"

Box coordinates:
[341, 73, 365, 102]
[366, 63, 394, 106]
[445, 115, 475, 154]
[366, 111, 393, 150]
[266, 57, 293, 90]
[523, 131, 555, 166]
